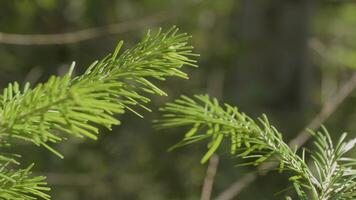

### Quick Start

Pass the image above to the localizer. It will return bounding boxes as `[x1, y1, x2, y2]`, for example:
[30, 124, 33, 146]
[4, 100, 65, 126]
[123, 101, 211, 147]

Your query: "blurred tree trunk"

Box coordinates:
[227, 0, 316, 128]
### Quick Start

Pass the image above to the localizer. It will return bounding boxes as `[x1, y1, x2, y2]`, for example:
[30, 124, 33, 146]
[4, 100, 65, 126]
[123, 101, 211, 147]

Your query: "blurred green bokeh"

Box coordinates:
[0, 0, 355, 199]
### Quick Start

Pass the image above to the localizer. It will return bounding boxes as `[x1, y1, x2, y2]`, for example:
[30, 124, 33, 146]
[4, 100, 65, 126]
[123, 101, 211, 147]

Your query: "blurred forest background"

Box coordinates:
[0, 0, 356, 199]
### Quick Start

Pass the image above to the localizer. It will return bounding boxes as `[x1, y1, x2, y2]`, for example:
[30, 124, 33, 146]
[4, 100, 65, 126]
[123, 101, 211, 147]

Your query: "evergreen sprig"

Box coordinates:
[157, 94, 356, 200]
[0, 27, 197, 200]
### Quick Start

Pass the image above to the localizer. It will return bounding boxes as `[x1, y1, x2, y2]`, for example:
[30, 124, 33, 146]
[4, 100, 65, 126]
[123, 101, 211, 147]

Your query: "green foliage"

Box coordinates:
[0, 27, 197, 200]
[0, 164, 49, 200]
[157, 94, 356, 200]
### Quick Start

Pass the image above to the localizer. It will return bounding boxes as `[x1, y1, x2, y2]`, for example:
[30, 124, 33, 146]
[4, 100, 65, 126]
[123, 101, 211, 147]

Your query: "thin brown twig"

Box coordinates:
[0, 13, 165, 45]
[201, 154, 220, 200]
[201, 69, 225, 200]
[215, 72, 356, 200]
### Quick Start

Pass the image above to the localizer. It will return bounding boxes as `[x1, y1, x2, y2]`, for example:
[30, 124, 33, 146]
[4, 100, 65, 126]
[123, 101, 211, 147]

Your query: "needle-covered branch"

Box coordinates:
[0, 27, 197, 200]
[156, 94, 356, 200]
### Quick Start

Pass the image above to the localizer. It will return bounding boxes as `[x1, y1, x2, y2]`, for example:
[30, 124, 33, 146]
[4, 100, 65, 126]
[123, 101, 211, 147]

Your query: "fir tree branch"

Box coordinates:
[216, 72, 356, 200]
[156, 94, 356, 200]
[0, 27, 197, 199]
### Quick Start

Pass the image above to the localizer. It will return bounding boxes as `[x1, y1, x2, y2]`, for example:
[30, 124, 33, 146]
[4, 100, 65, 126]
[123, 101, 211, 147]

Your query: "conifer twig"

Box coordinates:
[215, 72, 356, 200]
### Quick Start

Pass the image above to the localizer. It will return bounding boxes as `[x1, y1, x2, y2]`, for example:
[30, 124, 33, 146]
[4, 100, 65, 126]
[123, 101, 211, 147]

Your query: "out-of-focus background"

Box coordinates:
[0, 0, 356, 199]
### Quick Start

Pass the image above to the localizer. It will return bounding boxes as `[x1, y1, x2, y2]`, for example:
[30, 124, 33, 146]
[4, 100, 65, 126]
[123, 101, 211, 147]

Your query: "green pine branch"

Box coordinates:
[0, 163, 49, 200]
[156, 94, 356, 200]
[311, 128, 356, 200]
[0, 27, 197, 200]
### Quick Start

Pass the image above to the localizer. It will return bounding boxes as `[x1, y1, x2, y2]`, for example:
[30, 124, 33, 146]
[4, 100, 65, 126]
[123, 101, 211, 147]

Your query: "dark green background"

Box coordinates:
[0, 0, 355, 199]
